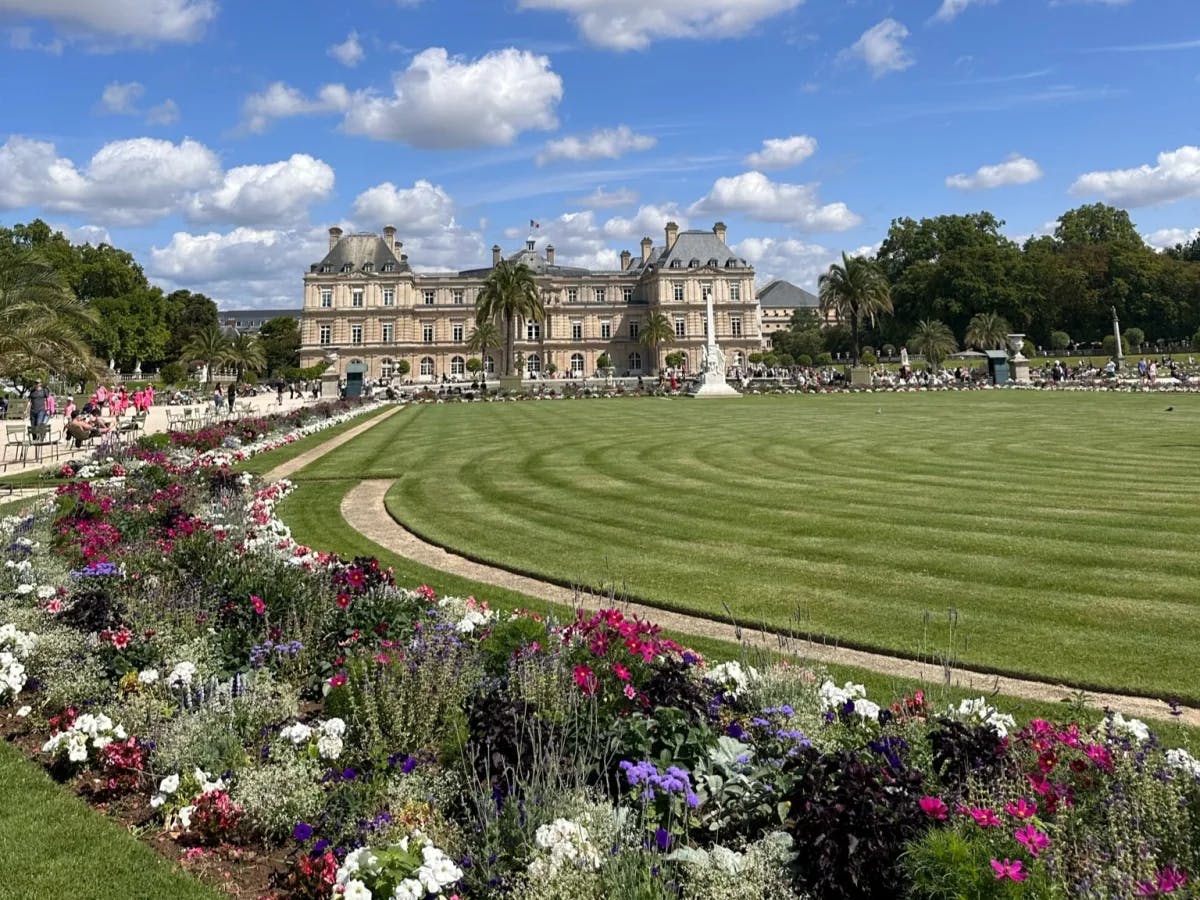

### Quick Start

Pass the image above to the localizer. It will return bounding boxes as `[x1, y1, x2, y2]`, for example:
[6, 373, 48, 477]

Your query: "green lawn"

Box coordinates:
[233, 402, 393, 475]
[295, 392, 1200, 701]
[0, 741, 222, 900]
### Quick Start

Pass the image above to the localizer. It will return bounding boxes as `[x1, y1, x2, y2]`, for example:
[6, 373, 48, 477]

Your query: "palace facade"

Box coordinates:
[299, 221, 765, 381]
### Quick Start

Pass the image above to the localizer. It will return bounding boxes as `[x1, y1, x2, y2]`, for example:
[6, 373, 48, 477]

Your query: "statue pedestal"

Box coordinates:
[1012, 359, 1030, 384]
[498, 375, 524, 393]
[850, 366, 872, 387]
[690, 368, 741, 398]
[321, 372, 340, 398]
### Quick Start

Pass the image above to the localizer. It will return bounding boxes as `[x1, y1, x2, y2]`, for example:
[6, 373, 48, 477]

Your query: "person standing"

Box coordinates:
[227, 381, 236, 412]
[28, 380, 48, 427]
[213, 386, 225, 414]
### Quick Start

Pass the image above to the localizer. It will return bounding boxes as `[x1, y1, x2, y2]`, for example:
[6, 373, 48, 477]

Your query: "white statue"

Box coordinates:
[900, 347, 909, 367]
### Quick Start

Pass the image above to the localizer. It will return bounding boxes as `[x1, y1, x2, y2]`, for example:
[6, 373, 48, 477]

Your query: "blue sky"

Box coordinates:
[1, 0, 1198, 308]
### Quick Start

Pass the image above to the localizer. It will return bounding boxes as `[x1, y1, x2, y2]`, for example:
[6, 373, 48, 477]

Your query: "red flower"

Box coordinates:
[329, 673, 347, 688]
[573, 665, 598, 696]
[336, 593, 351, 609]
[251, 594, 266, 615]
[1005, 797, 1038, 819]
[919, 796, 948, 820]
[611, 663, 631, 682]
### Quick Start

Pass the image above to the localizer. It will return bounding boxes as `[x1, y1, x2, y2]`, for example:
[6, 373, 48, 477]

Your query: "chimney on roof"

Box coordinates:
[620, 249, 632, 271]
[713, 221, 727, 245]
[641, 237, 653, 264]
[382, 225, 396, 251]
[665, 221, 679, 252]
[546, 244, 555, 266]
[400, 253, 408, 264]
[328, 226, 343, 251]
[492, 244, 502, 266]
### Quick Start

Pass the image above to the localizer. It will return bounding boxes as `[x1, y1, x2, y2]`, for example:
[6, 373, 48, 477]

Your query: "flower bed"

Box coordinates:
[1, 444, 1198, 899]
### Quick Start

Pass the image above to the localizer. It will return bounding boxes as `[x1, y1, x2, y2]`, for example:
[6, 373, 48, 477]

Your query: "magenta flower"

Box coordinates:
[919, 796, 948, 820]
[1005, 797, 1037, 819]
[991, 859, 1028, 882]
[969, 807, 1001, 828]
[1014, 824, 1050, 857]
[1154, 867, 1188, 893]
[1084, 743, 1113, 771]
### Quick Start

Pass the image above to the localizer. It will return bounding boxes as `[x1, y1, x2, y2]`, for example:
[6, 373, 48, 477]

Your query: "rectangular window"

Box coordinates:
[382, 323, 394, 343]
[351, 324, 363, 345]
[571, 321, 582, 341]
[629, 320, 640, 339]
[600, 320, 612, 339]
[320, 289, 332, 308]
[526, 321, 541, 340]
[423, 290, 435, 306]
[422, 323, 434, 343]
[674, 317, 686, 338]
[452, 322, 464, 342]
[701, 282, 712, 301]
[730, 315, 742, 337]
[452, 289, 464, 305]
[673, 282, 684, 302]
[622, 287, 633, 303]
[351, 289, 364, 308]
[319, 325, 331, 345]
[383, 288, 394, 307]
[567, 287, 578, 303]
[730, 282, 741, 302]
[594, 287, 606, 303]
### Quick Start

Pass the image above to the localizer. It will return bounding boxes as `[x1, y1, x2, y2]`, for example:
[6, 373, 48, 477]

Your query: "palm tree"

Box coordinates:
[180, 326, 230, 385]
[474, 260, 543, 377]
[818, 253, 892, 365]
[908, 320, 958, 370]
[639, 311, 675, 374]
[964, 312, 1011, 350]
[0, 254, 101, 380]
[225, 333, 267, 382]
[465, 320, 501, 380]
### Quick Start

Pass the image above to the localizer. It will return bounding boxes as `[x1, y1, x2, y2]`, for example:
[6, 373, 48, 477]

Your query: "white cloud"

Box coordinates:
[578, 186, 638, 208]
[99, 81, 144, 114]
[689, 171, 862, 232]
[341, 48, 562, 147]
[932, 0, 997, 23]
[149, 227, 323, 308]
[241, 82, 352, 134]
[1070, 145, 1200, 206]
[602, 204, 688, 240]
[0, 135, 333, 228]
[350, 180, 458, 233]
[1144, 227, 1199, 250]
[0, 0, 216, 43]
[186, 154, 335, 226]
[537, 125, 655, 165]
[328, 30, 364, 67]
[734, 236, 839, 292]
[146, 99, 180, 125]
[946, 154, 1044, 190]
[8, 26, 64, 54]
[52, 222, 113, 246]
[843, 18, 914, 77]
[744, 135, 817, 170]
[516, 0, 803, 50]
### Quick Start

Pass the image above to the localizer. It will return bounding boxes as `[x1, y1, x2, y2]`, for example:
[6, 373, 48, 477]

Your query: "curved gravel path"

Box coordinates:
[335, 477, 1198, 728]
[264, 404, 404, 481]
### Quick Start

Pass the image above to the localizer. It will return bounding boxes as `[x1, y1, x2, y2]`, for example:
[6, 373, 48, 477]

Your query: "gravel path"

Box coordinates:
[337, 477, 1199, 728]
[264, 404, 403, 481]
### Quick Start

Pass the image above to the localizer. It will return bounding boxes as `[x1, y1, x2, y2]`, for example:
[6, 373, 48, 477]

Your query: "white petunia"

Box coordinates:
[392, 879, 422, 900]
[1110, 712, 1151, 743]
[316, 733, 343, 760]
[321, 717, 346, 737]
[137, 669, 160, 685]
[159, 773, 180, 794]
[167, 661, 197, 688]
[342, 880, 372, 900]
[16, 705, 31, 717]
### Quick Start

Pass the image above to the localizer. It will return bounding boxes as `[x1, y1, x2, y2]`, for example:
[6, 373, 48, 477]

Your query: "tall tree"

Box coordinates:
[164, 290, 219, 360]
[908, 320, 958, 369]
[258, 316, 300, 375]
[818, 253, 893, 365]
[639, 311, 675, 374]
[224, 333, 267, 381]
[179, 327, 230, 385]
[0, 254, 100, 380]
[964, 311, 1012, 350]
[474, 260, 544, 377]
[1055, 204, 1143, 248]
[465, 320, 500, 377]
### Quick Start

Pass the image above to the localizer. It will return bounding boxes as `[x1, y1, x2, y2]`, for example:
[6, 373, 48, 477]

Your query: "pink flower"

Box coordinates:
[329, 673, 347, 689]
[969, 807, 1001, 828]
[1014, 824, 1050, 857]
[991, 859, 1028, 882]
[612, 663, 631, 682]
[251, 594, 266, 615]
[624, 684, 637, 700]
[573, 665, 598, 696]
[919, 796, 948, 820]
[1005, 797, 1037, 819]
[1147, 867, 1189, 894]
[1084, 743, 1113, 772]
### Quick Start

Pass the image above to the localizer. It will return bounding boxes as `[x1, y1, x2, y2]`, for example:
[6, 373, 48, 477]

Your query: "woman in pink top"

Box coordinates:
[96, 384, 109, 409]
[46, 392, 57, 416]
[63, 399, 76, 421]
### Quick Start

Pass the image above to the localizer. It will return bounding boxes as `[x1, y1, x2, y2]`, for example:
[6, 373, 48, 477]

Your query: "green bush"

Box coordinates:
[902, 827, 1053, 899]
[1050, 331, 1071, 351]
[480, 615, 550, 676]
[1102, 334, 1128, 357]
[1123, 327, 1145, 351]
[816, 352, 833, 366]
[860, 350, 879, 366]
[136, 433, 171, 452]
[796, 354, 812, 367]
[159, 362, 186, 385]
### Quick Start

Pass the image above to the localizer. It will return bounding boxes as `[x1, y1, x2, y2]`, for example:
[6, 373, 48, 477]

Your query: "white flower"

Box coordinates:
[36, 585, 56, 600]
[342, 880, 372, 900]
[950, 697, 1017, 738]
[14, 584, 33, 595]
[317, 734, 343, 760]
[167, 661, 197, 688]
[280, 722, 313, 744]
[137, 669, 159, 685]
[321, 717, 346, 737]
[391, 879, 422, 900]
[1110, 712, 1151, 743]
[178, 805, 195, 830]
[704, 661, 760, 699]
[1166, 748, 1200, 779]
[159, 773, 180, 794]
[16, 705, 31, 718]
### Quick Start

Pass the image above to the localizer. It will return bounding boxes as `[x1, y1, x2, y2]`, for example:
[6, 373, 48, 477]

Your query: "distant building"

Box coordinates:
[299, 222, 764, 380]
[219, 309, 300, 335]
[756, 280, 827, 348]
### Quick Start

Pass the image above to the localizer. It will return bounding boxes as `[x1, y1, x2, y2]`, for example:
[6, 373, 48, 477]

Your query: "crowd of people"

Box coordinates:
[6, 381, 159, 448]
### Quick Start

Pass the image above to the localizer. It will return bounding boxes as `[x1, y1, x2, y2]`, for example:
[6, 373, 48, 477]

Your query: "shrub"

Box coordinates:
[860, 350, 879, 366]
[1050, 331, 1071, 351]
[795, 354, 812, 367]
[232, 753, 326, 843]
[1123, 327, 1145, 351]
[815, 352, 833, 366]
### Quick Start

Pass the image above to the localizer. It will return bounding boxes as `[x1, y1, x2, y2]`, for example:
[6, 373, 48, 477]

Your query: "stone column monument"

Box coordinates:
[690, 290, 741, 398]
[1007, 333, 1030, 384]
[1111, 306, 1125, 371]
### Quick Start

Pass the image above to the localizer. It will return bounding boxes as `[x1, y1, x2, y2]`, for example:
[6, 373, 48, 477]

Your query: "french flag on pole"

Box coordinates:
[530, 219, 540, 229]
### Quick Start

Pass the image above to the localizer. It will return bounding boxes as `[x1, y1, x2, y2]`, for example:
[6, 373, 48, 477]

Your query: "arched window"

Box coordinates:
[526, 353, 541, 375]
[628, 351, 642, 372]
[570, 352, 585, 374]
[485, 355, 495, 374]
[380, 358, 396, 378]
[450, 355, 465, 376]
[420, 357, 435, 377]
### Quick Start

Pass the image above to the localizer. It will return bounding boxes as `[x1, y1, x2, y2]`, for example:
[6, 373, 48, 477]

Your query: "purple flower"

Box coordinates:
[341, 767, 358, 781]
[654, 828, 672, 851]
[726, 721, 746, 740]
[293, 822, 313, 841]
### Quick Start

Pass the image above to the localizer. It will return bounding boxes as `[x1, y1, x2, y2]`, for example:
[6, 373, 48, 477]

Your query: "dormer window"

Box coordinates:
[363, 262, 373, 273]
[342, 263, 353, 273]
[688, 259, 700, 268]
[725, 259, 737, 268]
[321, 265, 332, 273]
[707, 258, 719, 267]
[670, 259, 682, 268]
[383, 263, 395, 273]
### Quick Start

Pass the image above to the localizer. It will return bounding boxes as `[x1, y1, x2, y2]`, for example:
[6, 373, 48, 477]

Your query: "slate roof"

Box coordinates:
[457, 241, 600, 278]
[655, 230, 748, 269]
[310, 234, 407, 273]
[757, 279, 819, 309]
